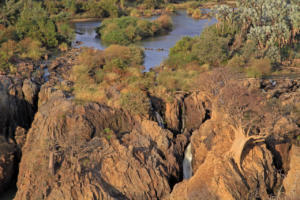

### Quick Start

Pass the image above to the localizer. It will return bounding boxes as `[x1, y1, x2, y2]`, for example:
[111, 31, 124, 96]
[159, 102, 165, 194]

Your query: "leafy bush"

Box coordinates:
[166, 4, 176, 12]
[97, 16, 172, 45]
[168, 26, 230, 67]
[246, 58, 272, 78]
[18, 38, 47, 61]
[71, 46, 150, 115]
[193, 27, 230, 66]
[191, 9, 202, 19]
[168, 37, 197, 67]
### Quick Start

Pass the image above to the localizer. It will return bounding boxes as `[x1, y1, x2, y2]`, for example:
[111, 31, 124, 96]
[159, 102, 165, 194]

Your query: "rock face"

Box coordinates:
[0, 75, 39, 192]
[0, 76, 39, 139]
[0, 136, 17, 193]
[15, 94, 184, 200]
[168, 119, 295, 200]
[283, 145, 300, 199]
[7, 64, 299, 200]
[163, 93, 211, 134]
[166, 79, 300, 200]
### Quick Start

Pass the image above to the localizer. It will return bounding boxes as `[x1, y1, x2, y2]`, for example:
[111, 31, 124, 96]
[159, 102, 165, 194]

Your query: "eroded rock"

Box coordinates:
[15, 94, 183, 200]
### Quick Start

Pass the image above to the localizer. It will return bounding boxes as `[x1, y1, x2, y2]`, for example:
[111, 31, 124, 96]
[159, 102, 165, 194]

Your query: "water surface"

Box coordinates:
[73, 10, 217, 70]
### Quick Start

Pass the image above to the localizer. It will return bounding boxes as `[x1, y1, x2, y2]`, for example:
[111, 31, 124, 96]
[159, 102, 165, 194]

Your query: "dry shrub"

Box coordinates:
[155, 15, 173, 31]
[78, 48, 105, 68]
[192, 9, 202, 19]
[187, 8, 194, 16]
[227, 55, 246, 72]
[104, 45, 131, 61]
[18, 38, 46, 61]
[74, 85, 106, 103]
[246, 58, 272, 78]
[58, 42, 68, 52]
[70, 46, 149, 115]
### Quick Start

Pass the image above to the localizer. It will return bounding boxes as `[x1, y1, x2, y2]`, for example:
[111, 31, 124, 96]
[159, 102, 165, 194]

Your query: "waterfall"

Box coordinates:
[183, 143, 192, 179]
[155, 111, 165, 128]
[43, 67, 50, 82]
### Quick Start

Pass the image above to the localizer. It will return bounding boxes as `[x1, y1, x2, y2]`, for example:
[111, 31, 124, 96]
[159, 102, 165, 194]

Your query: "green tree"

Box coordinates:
[16, 1, 59, 47]
[237, 0, 299, 62]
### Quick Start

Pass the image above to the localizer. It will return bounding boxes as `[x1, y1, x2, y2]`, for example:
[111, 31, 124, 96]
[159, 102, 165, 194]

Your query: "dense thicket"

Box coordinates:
[70, 46, 152, 115]
[0, 0, 74, 73]
[97, 15, 173, 45]
[167, 0, 299, 77]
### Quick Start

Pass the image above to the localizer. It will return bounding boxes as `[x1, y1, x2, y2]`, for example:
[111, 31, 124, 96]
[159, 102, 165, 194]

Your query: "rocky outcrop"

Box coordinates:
[168, 119, 293, 200]
[0, 76, 39, 139]
[162, 95, 182, 133]
[0, 136, 17, 193]
[159, 93, 211, 134]
[0, 76, 39, 192]
[183, 93, 211, 132]
[167, 78, 300, 200]
[283, 145, 300, 199]
[15, 94, 184, 200]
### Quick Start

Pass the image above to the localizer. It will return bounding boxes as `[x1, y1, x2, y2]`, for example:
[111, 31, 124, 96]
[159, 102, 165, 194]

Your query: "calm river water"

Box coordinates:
[73, 10, 217, 71]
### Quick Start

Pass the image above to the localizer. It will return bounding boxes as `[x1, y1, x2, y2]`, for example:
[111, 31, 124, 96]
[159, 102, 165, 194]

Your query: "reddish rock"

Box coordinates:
[15, 94, 183, 200]
[283, 145, 300, 199]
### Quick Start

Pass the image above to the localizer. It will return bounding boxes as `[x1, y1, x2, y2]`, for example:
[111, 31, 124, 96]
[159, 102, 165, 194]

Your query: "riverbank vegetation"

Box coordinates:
[0, 0, 74, 74]
[97, 15, 173, 45]
[166, 0, 300, 78]
[41, 0, 231, 19]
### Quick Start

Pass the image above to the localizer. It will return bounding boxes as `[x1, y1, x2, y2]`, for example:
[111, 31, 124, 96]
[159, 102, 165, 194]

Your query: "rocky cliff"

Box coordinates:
[14, 88, 187, 199]
[0, 75, 39, 193]
[1, 50, 299, 199]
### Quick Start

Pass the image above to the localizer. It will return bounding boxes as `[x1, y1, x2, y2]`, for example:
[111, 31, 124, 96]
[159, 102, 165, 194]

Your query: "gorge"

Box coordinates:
[0, 0, 299, 199]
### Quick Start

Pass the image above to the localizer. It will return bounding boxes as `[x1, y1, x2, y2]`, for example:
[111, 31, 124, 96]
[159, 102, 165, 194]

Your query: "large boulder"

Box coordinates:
[15, 94, 183, 200]
[168, 119, 287, 200]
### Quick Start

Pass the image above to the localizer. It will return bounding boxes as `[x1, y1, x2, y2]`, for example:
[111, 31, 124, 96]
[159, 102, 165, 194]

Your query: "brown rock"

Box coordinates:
[0, 136, 16, 193]
[169, 118, 287, 200]
[0, 76, 38, 138]
[183, 93, 209, 132]
[15, 94, 182, 200]
[22, 79, 39, 106]
[283, 145, 300, 199]
[165, 96, 182, 133]
[14, 126, 27, 150]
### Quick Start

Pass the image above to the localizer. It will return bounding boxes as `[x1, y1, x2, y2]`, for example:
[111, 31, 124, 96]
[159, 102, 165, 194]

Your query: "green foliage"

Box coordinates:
[97, 15, 172, 45]
[168, 37, 197, 66]
[0, 0, 74, 74]
[18, 38, 46, 61]
[168, 26, 230, 67]
[245, 58, 272, 78]
[71, 46, 151, 115]
[15, 2, 58, 48]
[214, 0, 300, 64]
[193, 26, 230, 65]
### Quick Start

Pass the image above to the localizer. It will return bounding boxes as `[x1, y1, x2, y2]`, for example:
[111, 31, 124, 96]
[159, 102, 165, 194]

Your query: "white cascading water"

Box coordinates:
[183, 143, 192, 179]
[155, 111, 165, 129]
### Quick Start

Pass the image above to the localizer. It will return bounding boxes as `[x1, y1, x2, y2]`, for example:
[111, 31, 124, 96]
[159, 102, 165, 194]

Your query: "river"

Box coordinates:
[73, 10, 217, 71]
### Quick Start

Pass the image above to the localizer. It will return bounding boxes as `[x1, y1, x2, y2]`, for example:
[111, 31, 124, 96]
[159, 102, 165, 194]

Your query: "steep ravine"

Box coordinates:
[0, 60, 299, 199]
[0, 76, 41, 197]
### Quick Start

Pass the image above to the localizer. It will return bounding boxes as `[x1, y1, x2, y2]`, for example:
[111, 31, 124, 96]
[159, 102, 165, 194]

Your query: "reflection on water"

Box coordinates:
[73, 10, 217, 70]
